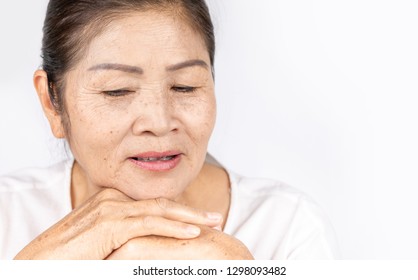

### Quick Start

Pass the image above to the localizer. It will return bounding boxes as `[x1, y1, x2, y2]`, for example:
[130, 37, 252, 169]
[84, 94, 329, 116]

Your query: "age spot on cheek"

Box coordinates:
[103, 157, 113, 169]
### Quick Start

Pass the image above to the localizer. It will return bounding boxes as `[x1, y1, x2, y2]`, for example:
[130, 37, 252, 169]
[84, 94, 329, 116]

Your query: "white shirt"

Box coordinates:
[0, 159, 339, 259]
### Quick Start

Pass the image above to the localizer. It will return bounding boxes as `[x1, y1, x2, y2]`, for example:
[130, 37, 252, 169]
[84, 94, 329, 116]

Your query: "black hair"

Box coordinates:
[42, 0, 215, 114]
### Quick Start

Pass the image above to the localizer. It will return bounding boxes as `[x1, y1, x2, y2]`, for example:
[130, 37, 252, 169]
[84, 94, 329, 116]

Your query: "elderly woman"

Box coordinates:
[0, 0, 338, 259]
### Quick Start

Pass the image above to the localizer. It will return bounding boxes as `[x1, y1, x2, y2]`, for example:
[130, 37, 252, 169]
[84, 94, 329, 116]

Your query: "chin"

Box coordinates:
[113, 177, 189, 201]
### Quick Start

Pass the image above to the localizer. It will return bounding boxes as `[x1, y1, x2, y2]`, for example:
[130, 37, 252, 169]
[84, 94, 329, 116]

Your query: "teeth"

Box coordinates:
[161, 156, 174, 161]
[136, 156, 175, 162]
[143, 157, 158, 162]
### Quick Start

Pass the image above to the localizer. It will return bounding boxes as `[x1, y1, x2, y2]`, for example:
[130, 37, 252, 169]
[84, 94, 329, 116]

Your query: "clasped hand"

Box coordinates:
[15, 188, 253, 260]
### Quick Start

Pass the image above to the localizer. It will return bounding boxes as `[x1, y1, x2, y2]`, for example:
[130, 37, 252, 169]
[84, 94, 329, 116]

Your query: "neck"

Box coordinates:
[70, 161, 93, 209]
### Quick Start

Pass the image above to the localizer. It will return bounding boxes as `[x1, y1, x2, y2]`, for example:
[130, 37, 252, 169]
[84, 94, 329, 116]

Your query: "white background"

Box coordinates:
[1, 0, 418, 259]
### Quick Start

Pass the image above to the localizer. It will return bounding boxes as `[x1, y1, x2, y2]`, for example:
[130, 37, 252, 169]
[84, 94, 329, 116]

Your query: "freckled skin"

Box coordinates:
[21, 9, 254, 260]
[61, 11, 216, 202]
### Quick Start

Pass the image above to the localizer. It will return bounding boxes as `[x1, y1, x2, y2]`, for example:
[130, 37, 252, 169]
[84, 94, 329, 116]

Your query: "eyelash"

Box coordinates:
[102, 86, 197, 97]
[171, 86, 197, 93]
[102, 89, 133, 97]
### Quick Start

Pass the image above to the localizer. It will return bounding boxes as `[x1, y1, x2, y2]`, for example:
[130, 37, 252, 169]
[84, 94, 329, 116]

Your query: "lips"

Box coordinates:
[133, 155, 176, 162]
[129, 151, 182, 171]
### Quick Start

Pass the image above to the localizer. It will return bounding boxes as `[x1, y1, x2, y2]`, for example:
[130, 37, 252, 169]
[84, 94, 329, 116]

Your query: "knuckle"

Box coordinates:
[94, 199, 118, 217]
[140, 215, 156, 231]
[99, 188, 114, 198]
[193, 208, 206, 218]
[154, 197, 171, 212]
[90, 189, 126, 214]
[95, 188, 117, 201]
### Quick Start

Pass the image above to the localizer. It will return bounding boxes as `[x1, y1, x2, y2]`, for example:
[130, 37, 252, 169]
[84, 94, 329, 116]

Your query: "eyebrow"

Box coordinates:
[88, 63, 144, 74]
[88, 59, 209, 74]
[166, 59, 209, 72]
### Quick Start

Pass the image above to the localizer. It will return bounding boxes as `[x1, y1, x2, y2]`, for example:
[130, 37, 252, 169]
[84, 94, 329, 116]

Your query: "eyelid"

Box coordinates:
[102, 89, 135, 97]
[171, 85, 198, 93]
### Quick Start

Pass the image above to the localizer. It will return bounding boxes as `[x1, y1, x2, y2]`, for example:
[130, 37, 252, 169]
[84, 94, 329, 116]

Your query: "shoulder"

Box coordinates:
[0, 159, 73, 213]
[0, 159, 73, 218]
[228, 170, 311, 212]
[0, 160, 72, 193]
[0, 160, 74, 259]
[225, 170, 340, 259]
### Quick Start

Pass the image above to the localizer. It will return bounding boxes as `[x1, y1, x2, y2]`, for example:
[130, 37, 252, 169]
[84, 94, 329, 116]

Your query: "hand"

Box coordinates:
[14, 188, 223, 259]
[107, 226, 254, 260]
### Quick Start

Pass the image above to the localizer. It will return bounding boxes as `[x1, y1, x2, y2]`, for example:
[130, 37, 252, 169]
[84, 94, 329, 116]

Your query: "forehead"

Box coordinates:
[82, 10, 209, 68]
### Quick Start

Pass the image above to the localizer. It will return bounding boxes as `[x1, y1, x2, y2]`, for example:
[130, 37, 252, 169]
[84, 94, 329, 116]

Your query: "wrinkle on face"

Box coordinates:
[63, 10, 216, 201]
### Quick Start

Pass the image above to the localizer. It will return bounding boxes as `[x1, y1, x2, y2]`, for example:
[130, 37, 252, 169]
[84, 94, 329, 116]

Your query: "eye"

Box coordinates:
[102, 89, 134, 97]
[171, 85, 197, 93]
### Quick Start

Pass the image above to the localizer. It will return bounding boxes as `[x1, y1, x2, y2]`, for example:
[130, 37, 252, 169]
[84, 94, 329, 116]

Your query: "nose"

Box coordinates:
[131, 93, 178, 137]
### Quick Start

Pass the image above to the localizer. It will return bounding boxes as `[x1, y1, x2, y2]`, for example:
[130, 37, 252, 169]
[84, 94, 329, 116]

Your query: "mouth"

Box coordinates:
[132, 155, 177, 162]
[129, 151, 182, 172]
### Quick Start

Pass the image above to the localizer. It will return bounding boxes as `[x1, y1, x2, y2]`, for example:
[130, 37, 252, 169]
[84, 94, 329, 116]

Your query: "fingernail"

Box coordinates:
[213, 225, 223, 231]
[207, 212, 223, 221]
[187, 226, 201, 236]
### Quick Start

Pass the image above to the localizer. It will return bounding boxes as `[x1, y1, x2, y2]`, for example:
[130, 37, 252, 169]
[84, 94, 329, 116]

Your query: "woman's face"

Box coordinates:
[60, 11, 216, 200]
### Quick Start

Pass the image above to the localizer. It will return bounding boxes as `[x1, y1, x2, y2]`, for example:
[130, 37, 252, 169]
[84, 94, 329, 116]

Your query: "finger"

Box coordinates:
[112, 216, 201, 248]
[90, 190, 223, 227]
[106, 236, 160, 260]
[118, 198, 223, 227]
[106, 236, 188, 260]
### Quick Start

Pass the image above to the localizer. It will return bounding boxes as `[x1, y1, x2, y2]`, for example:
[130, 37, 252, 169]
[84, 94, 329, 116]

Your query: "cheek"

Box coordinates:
[65, 101, 135, 188]
[179, 94, 216, 144]
[64, 97, 131, 164]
